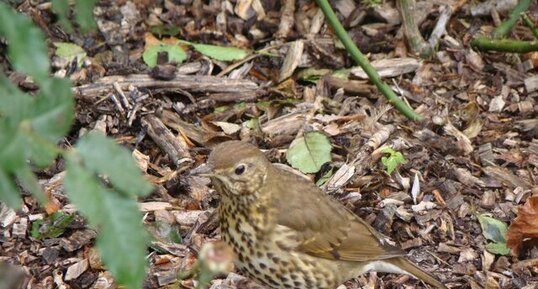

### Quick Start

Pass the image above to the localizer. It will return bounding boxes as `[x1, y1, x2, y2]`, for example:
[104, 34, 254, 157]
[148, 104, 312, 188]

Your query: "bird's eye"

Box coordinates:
[234, 164, 246, 175]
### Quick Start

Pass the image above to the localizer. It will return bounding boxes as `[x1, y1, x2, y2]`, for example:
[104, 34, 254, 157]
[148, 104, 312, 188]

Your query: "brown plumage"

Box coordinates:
[197, 141, 447, 289]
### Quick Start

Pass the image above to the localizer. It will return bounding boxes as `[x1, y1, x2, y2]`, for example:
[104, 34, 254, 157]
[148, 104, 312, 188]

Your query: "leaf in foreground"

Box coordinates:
[65, 153, 149, 289]
[0, 3, 49, 82]
[286, 132, 332, 174]
[75, 132, 153, 197]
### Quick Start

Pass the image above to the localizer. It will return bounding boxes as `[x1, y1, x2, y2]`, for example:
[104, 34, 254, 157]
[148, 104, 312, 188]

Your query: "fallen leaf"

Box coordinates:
[286, 132, 331, 174]
[506, 196, 538, 256]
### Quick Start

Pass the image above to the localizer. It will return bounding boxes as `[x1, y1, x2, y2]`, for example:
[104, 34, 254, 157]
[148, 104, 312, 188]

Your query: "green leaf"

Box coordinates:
[150, 25, 180, 37]
[0, 169, 21, 208]
[52, 0, 73, 33]
[380, 147, 407, 174]
[297, 68, 332, 83]
[478, 214, 508, 244]
[31, 212, 75, 239]
[0, 74, 34, 122]
[0, 3, 49, 82]
[64, 154, 149, 289]
[286, 132, 332, 174]
[76, 132, 153, 197]
[189, 42, 248, 62]
[316, 167, 334, 186]
[15, 165, 46, 204]
[54, 42, 87, 67]
[74, 0, 97, 32]
[31, 78, 74, 141]
[0, 121, 26, 170]
[142, 43, 187, 68]
[485, 242, 510, 255]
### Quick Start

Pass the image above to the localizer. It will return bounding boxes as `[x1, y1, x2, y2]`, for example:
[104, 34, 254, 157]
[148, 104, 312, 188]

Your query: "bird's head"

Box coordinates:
[191, 141, 271, 196]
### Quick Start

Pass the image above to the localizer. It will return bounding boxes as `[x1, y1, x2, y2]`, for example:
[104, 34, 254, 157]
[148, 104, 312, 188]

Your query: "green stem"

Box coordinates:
[493, 0, 532, 39]
[314, 0, 422, 121]
[471, 37, 538, 53]
[521, 13, 538, 39]
[399, 0, 434, 58]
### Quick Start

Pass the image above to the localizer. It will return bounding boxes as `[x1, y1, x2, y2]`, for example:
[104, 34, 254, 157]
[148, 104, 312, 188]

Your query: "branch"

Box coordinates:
[471, 37, 538, 53]
[314, 0, 423, 121]
[399, 0, 434, 58]
[493, 0, 532, 39]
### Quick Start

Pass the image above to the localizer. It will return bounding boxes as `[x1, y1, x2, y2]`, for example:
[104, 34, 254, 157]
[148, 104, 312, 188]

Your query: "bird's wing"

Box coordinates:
[271, 167, 406, 262]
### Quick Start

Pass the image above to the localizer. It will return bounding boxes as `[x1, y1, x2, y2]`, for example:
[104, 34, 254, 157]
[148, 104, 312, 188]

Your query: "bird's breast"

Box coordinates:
[218, 199, 339, 289]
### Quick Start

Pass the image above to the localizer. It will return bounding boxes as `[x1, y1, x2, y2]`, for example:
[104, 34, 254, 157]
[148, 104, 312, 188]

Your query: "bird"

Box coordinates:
[193, 140, 447, 289]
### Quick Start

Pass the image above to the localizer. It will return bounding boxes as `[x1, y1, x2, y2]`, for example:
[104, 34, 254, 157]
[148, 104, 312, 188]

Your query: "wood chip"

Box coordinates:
[483, 166, 531, 189]
[64, 259, 89, 281]
[524, 75, 538, 93]
[0, 203, 17, 228]
[60, 230, 97, 252]
[12, 218, 27, 238]
[351, 58, 420, 79]
[480, 190, 496, 209]
[142, 114, 192, 166]
[278, 40, 304, 82]
[173, 210, 207, 228]
[138, 202, 173, 212]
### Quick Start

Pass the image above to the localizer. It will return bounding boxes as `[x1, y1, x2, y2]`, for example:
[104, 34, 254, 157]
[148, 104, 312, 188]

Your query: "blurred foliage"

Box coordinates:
[0, 3, 151, 289]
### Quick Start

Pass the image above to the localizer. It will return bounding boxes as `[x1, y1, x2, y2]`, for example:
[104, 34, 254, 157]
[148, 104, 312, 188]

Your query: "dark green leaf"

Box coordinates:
[31, 78, 74, 141]
[0, 121, 26, 171]
[51, 0, 73, 33]
[64, 154, 148, 289]
[0, 3, 49, 82]
[76, 132, 153, 197]
[15, 165, 45, 204]
[96, 195, 148, 289]
[0, 73, 33, 122]
[74, 0, 97, 32]
[0, 169, 21, 208]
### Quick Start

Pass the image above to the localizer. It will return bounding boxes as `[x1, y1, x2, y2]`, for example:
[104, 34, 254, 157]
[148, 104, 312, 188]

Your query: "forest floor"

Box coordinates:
[1, 0, 538, 289]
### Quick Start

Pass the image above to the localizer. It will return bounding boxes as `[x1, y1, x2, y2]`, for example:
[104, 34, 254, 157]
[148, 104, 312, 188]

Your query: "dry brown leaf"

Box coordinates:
[506, 196, 538, 256]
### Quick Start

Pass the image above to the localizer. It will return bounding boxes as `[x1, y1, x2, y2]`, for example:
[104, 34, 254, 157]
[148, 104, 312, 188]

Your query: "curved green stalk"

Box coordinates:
[493, 0, 532, 39]
[471, 37, 538, 53]
[314, 0, 422, 121]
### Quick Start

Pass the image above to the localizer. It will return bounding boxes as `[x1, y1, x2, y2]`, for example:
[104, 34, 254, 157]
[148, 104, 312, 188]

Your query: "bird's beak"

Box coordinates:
[189, 163, 216, 177]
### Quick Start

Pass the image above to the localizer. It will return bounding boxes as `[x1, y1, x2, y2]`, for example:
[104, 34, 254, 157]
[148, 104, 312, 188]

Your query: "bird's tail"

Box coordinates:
[387, 257, 448, 289]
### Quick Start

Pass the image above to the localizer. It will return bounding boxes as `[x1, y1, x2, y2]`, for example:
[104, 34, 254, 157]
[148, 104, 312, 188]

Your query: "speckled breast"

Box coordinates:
[218, 200, 339, 289]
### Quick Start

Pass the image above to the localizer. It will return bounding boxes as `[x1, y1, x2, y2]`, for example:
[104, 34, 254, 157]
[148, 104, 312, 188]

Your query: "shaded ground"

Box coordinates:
[1, 1, 538, 289]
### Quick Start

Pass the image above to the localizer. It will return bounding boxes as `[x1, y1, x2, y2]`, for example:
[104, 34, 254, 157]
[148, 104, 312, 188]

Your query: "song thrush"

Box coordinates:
[195, 141, 447, 289]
